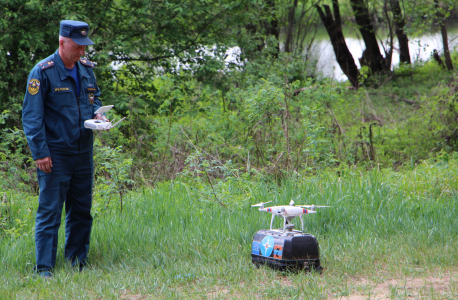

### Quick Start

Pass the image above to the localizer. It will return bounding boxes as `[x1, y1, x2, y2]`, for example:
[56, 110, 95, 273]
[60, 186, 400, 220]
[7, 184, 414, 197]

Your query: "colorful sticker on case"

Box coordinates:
[252, 241, 261, 255]
[273, 245, 283, 259]
[261, 236, 274, 257]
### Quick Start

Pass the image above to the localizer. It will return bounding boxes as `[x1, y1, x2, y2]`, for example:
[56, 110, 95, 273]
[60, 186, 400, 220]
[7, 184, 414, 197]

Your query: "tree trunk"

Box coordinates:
[390, 0, 410, 64]
[263, 0, 280, 57]
[434, 0, 453, 70]
[316, 1, 359, 87]
[441, 25, 453, 70]
[382, 0, 394, 69]
[284, 0, 298, 53]
[433, 49, 445, 69]
[349, 0, 386, 73]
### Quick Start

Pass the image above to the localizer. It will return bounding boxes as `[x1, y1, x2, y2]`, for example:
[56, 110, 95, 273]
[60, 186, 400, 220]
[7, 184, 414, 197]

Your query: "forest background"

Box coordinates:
[1, 0, 458, 196]
[2, 0, 458, 297]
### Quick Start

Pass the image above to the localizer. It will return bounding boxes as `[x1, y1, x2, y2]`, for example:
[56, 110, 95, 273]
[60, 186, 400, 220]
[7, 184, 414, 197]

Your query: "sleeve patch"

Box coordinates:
[39, 60, 54, 70]
[28, 79, 41, 95]
[80, 59, 95, 68]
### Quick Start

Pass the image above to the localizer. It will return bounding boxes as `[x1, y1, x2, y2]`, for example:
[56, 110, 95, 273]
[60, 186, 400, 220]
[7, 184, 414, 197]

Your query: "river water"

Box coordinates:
[110, 25, 458, 82]
[311, 27, 458, 81]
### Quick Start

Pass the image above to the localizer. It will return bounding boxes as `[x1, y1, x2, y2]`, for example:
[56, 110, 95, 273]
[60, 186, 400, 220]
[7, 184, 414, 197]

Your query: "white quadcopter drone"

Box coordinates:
[252, 200, 330, 233]
[84, 105, 126, 130]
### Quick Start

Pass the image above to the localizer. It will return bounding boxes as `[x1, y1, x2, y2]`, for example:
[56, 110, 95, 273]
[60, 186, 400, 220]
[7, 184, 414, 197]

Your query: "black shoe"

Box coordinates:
[37, 270, 53, 279]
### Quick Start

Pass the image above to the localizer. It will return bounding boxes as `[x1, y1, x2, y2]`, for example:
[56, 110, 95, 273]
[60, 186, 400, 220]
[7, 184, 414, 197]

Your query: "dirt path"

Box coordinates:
[120, 271, 458, 299]
[332, 272, 458, 299]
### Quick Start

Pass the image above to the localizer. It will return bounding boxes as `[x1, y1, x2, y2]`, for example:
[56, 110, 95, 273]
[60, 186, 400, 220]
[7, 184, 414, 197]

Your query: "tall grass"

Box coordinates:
[1, 158, 458, 298]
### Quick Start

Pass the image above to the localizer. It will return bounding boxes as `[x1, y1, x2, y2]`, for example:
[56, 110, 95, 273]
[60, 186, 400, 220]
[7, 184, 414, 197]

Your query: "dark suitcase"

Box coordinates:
[251, 229, 321, 271]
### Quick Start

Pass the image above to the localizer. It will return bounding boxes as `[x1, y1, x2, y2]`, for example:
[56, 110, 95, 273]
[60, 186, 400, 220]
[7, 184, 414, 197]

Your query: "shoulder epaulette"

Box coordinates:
[39, 60, 55, 70]
[80, 59, 96, 68]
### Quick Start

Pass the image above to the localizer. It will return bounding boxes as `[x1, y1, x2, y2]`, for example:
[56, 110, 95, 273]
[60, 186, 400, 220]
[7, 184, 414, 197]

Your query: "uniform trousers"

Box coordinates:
[35, 150, 93, 271]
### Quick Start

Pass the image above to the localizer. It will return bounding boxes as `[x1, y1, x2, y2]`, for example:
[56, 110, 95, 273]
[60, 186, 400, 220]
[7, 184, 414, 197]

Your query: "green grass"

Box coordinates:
[2, 158, 458, 299]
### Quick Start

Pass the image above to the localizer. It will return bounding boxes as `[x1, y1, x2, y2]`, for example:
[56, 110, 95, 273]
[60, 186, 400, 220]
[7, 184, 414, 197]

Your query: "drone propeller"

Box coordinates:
[251, 201, 272, 209]
[297, 205, 331, 211]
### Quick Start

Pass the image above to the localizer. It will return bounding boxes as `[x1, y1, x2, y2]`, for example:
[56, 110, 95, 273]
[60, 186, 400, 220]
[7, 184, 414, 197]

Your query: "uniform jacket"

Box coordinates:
[22, 49, 102, 160]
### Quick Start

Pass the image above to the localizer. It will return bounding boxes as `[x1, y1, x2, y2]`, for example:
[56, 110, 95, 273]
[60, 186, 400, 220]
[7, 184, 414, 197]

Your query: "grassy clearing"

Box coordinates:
[2, 157, 458, 299]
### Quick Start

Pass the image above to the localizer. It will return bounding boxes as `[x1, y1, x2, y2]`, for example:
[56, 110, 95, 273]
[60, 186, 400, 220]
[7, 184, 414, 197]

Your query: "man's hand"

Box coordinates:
[36, 157, 53, 173]
[95, 113, 109, 122]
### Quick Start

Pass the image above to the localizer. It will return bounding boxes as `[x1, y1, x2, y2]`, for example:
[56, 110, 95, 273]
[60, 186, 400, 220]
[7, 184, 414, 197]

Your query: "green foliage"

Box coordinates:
[2, 217, 29, 239]
[92, 140, 134, 215]
[0, 0, 63, 128]
[2, 0, 458, 188]
[338, 58, 458, 167]
[0, 0, 270, 128]
[0, 111, 36, 194]
[358, 65, 371, 83]
[385, 80, 458, 159]
[0, 191, 36, 239]
[178, 149, 257, 209]
[238, 52, 313, 87]
[245, 79, 284, 121]
[89, 0, 270, 115]
[404, 0, 455, 36]
[94, 53, 458, 183]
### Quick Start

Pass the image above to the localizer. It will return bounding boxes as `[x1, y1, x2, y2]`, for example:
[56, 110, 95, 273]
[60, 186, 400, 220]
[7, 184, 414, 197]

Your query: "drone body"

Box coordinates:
[252, 200, 329, 233]
[250, 200, 329, 271]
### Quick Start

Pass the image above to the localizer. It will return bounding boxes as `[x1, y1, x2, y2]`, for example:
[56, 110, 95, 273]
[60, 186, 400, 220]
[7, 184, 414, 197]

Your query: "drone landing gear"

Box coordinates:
[282, 217, 291, 232]
[271, 215, 306, 233]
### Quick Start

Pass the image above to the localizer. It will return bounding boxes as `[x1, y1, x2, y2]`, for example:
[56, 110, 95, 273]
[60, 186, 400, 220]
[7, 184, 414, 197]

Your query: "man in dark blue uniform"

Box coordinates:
[22, 20, 107, 278]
